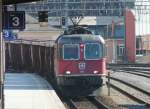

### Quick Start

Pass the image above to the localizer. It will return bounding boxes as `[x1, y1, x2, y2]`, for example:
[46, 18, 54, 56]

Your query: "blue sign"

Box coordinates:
[114, 25, 125, 39]
[3, 30, 17, 40]
[3, 11, 25, 29]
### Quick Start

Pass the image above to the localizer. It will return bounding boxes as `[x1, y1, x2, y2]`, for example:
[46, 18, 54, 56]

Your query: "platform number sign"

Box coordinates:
[11, 16, 20, 27]
[3, 11, 25, 29]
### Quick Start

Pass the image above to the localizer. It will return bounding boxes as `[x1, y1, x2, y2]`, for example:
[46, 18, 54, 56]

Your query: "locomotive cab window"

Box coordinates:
[58, 45, 63, 58]
[63, 44, 79, 60]
[85, 43, 102, 59]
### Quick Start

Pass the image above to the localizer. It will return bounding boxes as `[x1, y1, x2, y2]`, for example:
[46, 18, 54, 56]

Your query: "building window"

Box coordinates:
[117, 45, 124, 56]
[136, 36, 143, 56]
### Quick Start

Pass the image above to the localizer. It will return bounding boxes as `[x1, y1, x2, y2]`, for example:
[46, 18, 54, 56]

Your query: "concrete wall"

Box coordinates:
[105, 39, 124, 63]
[105, 39, 115, 63]
[141, 35, 150, 50]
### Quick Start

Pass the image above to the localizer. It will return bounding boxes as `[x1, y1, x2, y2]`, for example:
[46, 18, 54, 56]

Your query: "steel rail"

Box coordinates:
[121, 67, 150, 71]
[106, 82, 150, 106]
[108, 64, 150, 67]
[64, 98, 79, 109]
[106, 78, 150, 107]
[107, 67, 150, 72]
[133, 70, 150, 75]
[119, 70, 150, 79]
[117, 68, 150, 75]
[108, 68, 150, 78]
[86, 96, 110, 109]
[107, 76, 150, 96]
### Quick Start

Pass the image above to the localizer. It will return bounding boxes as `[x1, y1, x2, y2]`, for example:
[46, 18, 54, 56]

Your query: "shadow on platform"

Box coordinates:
[4, 73, 53, 90]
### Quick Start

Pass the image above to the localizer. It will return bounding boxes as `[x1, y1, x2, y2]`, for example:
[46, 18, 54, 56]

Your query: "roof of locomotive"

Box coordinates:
[56, 34, 105, 44]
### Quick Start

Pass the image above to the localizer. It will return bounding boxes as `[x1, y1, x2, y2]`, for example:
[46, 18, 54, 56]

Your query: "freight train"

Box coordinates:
[52, 26, 106, 95]
[5, 25, 107, 96]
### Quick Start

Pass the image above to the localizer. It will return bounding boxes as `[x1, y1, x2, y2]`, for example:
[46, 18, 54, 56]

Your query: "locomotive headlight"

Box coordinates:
[93, 70, 98, 74]
[66, 71, 71, 74]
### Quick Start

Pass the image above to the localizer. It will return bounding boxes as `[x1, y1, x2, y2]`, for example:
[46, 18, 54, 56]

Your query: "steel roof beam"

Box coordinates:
[3, 0, 41, 5]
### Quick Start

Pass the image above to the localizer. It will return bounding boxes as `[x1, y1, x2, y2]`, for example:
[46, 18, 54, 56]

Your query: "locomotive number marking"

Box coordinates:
[79, 63, 86, 70]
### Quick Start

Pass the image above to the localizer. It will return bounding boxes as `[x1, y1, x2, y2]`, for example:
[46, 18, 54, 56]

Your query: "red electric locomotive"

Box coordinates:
[54, 26, 106, 90]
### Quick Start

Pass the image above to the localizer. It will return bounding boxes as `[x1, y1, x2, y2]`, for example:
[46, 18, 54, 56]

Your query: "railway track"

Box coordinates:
[118, 70, 150, 78]
[64, 98, 78, 109]
[106, 76, 150, 107]
[133, 69, 150, 73]
[108, 63, 150, 67]
[108, 65, 150, 78]
[64, 97, 110, 109]
[51, 78, 110, 109]
[120, 67, 150, 72]
[86, 96, 110, 109]
[108, 64, 150, 72]
[133, 70, 150, 75]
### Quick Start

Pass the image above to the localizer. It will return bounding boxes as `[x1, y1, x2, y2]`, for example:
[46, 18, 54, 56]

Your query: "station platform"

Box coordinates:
[4, 73, 66, 109]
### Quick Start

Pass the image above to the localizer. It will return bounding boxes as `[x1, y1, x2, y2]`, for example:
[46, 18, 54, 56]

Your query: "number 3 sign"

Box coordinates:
[4, 11, 25, 29]
[11, 16, 20, 27]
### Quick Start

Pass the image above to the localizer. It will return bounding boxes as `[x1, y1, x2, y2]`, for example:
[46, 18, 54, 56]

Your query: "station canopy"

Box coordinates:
[3, 0, 139, 17]
[16, 0, 135, 17]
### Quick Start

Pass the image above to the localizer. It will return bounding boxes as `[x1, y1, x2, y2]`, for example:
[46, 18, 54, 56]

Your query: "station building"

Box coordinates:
[15, 0, 136, 63]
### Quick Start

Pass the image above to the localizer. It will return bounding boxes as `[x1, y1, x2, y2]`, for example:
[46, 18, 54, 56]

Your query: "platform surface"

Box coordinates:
[4, 73, 66, 109]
